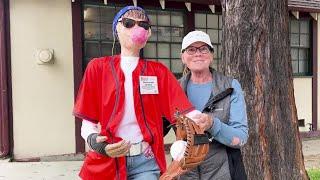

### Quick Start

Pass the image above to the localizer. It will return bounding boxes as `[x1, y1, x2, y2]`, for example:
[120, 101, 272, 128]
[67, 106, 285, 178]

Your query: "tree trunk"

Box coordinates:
[220, 0, 309, 179]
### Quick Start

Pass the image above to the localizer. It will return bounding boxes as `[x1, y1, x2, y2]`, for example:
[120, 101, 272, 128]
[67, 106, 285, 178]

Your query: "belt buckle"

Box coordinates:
[129, 142, 142, 156]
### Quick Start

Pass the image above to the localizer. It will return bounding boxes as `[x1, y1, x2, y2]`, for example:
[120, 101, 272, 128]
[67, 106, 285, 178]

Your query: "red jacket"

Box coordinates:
[73, 55, 194, 180]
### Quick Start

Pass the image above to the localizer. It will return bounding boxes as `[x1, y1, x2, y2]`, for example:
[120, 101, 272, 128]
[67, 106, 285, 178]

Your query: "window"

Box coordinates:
[83, 4, 185, 76]
[290, 18, 312, 76]
[83, 4, 121, 69]
[195, 12, 222, 70]
[143, 10, 185, 76]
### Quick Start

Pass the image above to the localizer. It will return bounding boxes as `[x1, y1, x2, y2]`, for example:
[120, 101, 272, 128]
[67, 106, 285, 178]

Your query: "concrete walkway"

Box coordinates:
[302, 138, 320, 169]
[0, 138, 319, 180]
[0, 160, 82, 180]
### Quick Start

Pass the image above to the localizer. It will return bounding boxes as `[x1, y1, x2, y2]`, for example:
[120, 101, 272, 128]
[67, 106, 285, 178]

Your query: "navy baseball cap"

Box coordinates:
[112, 6, 149, 37]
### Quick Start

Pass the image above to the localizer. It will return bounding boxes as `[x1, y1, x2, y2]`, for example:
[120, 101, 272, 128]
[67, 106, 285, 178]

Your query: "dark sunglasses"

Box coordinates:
[118, 18, 151, 30]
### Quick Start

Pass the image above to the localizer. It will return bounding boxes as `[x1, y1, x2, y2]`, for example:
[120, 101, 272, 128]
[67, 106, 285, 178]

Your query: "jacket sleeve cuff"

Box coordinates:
[87, 133, 108, 156]
[73, 111, 99, 123]
[185, 109, 201, 120]
[210, 117, 222, 137]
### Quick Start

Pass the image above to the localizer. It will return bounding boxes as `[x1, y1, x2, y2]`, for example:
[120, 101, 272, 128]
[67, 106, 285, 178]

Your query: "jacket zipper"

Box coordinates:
[114, 138, 120, 180]
[106, 57, 120, 135]
[107, 57, 120, 180]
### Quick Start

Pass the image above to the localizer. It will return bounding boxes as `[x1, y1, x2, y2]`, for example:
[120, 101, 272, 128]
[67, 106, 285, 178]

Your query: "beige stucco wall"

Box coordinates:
[10, 0, 75, 158]
[294, 78, 313, 132]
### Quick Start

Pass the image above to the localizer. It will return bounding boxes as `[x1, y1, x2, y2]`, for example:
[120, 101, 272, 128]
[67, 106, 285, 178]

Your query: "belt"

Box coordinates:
[127, 141, 149, 156]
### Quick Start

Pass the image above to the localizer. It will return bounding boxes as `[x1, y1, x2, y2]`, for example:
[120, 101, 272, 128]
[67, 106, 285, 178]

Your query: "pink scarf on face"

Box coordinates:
[130, 26, 149, 45]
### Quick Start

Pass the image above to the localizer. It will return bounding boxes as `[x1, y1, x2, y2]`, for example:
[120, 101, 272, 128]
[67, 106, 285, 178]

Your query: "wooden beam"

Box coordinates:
[291, 10, 299, 19]
[209, 5, 215, 13]
[167, 0, 218, 5]
[159, 0, 165, 9]
[312, 19, 318, 131]
[288, 0, 320, 13]
[71, 0, 85, 153]
[310, 13, 318, 21]
[289, 6, 320, 13]
[133, 0, 137, 7]
[185, 2, 191, 12]
[0, 0, 13, 158]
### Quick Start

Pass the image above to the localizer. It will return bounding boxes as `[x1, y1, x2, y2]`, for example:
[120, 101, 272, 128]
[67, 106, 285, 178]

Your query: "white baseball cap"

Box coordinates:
[181, 30, 213, 52]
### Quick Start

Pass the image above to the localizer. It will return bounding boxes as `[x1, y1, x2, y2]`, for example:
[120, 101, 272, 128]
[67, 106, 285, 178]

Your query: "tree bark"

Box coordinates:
[220, 0, 309, 179]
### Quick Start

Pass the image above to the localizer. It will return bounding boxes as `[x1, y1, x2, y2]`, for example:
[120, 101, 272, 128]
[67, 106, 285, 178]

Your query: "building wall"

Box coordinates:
[7, 1, 319, 158]
[292, 15, 320, 132]
[10, 0, 75, 158]
[294, 78, 313, 132]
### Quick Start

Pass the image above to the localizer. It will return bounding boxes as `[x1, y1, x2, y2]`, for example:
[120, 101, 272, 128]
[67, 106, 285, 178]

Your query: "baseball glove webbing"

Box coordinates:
[160, 112, 210, 180]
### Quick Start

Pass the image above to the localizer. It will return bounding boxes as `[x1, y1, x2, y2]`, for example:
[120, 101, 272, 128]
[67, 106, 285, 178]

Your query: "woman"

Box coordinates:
[178, 31, 249, 180]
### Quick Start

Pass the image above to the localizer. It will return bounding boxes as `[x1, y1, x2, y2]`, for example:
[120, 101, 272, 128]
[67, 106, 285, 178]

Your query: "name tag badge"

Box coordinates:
[139, 76, 159, 94]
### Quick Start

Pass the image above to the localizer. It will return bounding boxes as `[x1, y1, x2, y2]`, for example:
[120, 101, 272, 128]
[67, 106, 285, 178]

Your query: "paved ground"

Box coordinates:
[0, 138, 319, 180]
[302, 138, 320, 169]
[0, 161, 81, 180]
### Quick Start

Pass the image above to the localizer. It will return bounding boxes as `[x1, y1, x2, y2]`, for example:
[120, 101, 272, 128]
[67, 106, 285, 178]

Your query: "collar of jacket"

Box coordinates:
[179, 67, 216, 94]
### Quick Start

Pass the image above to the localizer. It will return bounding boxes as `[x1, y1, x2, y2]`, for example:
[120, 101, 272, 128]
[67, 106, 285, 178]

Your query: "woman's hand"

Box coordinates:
[192, 113, 213, 131]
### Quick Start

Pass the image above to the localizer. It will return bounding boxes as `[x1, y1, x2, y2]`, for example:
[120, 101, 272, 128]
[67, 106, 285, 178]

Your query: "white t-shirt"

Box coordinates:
[114, 56, 143, 143]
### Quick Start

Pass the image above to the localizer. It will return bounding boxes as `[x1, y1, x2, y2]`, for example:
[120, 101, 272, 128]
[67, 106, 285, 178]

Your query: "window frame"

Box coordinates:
[142, 9, 187, 77]
[82, 3, 123, 69]
[290, 16, 313, 77]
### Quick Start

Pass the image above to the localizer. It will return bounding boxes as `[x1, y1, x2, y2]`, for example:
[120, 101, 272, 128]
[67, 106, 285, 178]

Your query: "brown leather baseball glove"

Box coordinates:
[160, 112, 210, 180]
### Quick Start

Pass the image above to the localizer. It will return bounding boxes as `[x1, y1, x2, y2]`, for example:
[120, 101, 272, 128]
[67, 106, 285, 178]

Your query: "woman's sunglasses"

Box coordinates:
[118, 18, 151, 30]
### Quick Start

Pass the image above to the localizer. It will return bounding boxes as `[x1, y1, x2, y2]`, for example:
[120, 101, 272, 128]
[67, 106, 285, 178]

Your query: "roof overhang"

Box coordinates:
[73, 0, 320, 14]
[289, 0, 320, 13]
